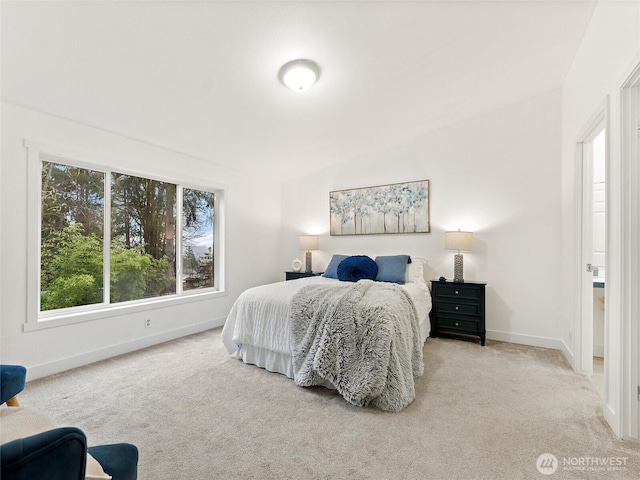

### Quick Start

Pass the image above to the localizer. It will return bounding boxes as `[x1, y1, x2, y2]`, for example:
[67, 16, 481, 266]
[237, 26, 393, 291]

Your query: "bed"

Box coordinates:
[221, 255, 431, 411]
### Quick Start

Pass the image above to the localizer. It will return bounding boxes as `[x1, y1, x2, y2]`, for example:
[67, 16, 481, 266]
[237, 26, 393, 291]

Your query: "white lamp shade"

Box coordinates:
[445, 231, 473, 252]
[299, 235, 319, 251]
[278, 59, 320, 92]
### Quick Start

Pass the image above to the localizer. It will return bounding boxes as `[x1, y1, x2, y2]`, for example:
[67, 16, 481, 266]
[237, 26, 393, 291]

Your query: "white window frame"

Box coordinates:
[25, 140, 226, 332]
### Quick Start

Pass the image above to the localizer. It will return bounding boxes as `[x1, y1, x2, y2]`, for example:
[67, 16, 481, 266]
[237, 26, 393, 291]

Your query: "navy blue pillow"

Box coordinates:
[323, 254, 349, 279]
[337, 255, 378, 282]
[375, 255, 411, 284]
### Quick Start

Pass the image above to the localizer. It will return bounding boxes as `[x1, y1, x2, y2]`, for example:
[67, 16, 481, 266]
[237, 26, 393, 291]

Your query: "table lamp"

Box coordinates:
[445, 230, 473, 282]
[299, 235, 319, 273]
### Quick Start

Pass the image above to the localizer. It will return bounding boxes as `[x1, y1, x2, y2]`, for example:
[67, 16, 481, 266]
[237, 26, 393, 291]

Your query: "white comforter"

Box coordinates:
[222, 276, 431, 357]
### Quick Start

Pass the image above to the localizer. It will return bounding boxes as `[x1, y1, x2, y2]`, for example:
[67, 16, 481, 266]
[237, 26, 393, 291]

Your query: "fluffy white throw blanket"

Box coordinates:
[290, 279, 424, 412]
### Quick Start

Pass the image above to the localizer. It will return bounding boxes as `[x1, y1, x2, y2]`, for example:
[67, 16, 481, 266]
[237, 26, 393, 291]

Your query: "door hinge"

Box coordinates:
[637, 386, 640, 401]
[586, 263, 593, 273]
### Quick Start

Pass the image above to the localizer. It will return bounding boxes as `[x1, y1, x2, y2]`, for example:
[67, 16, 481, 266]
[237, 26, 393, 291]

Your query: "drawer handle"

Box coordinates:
[455, 322, 460, 327]
[455, 306, 459, 311]
[455, 291, 459, 295]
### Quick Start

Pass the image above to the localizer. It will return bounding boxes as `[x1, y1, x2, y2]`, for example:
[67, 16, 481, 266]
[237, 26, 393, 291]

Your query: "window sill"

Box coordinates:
[24, 289, 227, 332]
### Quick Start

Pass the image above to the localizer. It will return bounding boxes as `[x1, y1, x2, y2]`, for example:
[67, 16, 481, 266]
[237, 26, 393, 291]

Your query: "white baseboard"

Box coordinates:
[26, 316, 227, 382]
[604, 403, 621, 438]
[488, 330, 579, 369]
[486, 329, 564, 351]
[593, 344, 604, 357]
[560, 339, 576, 370]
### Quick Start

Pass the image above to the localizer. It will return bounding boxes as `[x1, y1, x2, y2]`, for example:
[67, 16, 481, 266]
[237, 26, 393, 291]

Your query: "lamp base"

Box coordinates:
[453, 253, 464, 282]
[305, 251, 312, 273]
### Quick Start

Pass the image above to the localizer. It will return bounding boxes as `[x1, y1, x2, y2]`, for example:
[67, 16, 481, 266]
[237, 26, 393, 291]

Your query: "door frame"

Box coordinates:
[621, 62, 640, 441]
[574, 100, 609, 379]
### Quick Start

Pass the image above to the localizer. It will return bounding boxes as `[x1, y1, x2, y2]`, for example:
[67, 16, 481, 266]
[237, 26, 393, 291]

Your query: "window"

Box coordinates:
[109, 173, 177, 304]
[182, 188, 216, 291]
[40, 161, 106, 311]
[29, 142, 223, 324]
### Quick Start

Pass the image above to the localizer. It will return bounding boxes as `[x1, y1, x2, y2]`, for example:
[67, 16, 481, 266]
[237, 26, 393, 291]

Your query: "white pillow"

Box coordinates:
[405, 256, 427, 283]
[0, 407, 112, 480]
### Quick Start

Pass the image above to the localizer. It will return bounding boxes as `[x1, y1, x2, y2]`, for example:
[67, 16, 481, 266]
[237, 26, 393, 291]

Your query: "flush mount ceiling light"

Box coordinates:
[278, 59, 321, 92]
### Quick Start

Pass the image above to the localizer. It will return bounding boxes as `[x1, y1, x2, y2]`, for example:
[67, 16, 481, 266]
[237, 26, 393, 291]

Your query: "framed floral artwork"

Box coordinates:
[329, 180, 430, 235]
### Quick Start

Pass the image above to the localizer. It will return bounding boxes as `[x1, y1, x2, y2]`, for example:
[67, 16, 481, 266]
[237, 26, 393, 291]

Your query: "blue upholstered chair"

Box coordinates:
[1, 427, 89, 480]
[0, 365, 138, 480]
[1, 365, 27, 406]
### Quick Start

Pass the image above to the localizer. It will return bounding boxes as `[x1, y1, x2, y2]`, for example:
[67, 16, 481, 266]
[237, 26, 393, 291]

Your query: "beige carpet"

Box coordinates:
[17, 328, 640, 479]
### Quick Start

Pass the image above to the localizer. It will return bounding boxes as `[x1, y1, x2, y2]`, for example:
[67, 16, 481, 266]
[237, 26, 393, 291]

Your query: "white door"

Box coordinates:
[579, 120, 606, 377]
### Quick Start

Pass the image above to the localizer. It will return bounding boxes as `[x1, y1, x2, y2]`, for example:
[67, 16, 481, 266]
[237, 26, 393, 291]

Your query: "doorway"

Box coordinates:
[575, 63, 640, 441]
[588, 127, 606, 398]
[620, 63, 640, 441]
[578, 114, 607, 385]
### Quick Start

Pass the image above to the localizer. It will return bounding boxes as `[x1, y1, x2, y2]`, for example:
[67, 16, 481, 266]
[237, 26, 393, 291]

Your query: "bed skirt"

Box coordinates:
[235, 324, 429, 387]
[237, 344, 295, 379]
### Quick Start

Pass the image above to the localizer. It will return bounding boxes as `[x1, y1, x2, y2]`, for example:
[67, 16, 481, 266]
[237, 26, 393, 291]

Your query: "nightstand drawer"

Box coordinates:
[433, 284, 482, 301]
[436, 301, 481, 316]
[438, 316, 479, 332]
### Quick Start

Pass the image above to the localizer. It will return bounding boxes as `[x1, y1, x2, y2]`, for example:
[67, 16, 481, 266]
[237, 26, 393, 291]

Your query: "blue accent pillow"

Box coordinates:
[375, 255, 411, 284]
[337, 255, 378, 282]
[323, 254, 349, 279]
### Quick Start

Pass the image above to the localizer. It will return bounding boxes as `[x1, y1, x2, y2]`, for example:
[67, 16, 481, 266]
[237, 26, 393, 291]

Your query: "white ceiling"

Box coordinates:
[1, 1, 596, 182]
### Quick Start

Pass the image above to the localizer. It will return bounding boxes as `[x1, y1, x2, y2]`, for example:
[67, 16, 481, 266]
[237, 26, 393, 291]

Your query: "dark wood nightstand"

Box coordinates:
[429, 280, 486, 346]
[285, 271, 324, 281]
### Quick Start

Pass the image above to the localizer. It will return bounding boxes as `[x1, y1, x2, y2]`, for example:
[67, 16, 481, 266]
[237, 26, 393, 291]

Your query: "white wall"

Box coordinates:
[0, 102, 283, 380]
[282, 89, 564, 347]
[560, 0, 640, 438]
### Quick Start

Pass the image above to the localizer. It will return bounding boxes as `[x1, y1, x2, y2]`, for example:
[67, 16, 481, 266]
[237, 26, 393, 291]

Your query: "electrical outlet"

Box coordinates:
[145, 318, 151, 329]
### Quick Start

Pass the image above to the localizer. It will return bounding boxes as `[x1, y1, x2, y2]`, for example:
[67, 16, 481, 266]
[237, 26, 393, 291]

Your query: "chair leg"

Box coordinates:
[6, 396, 19, 407]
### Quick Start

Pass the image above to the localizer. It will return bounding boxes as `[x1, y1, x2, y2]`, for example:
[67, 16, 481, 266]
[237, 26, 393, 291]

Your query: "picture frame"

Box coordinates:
[329, 180, 430, 235]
